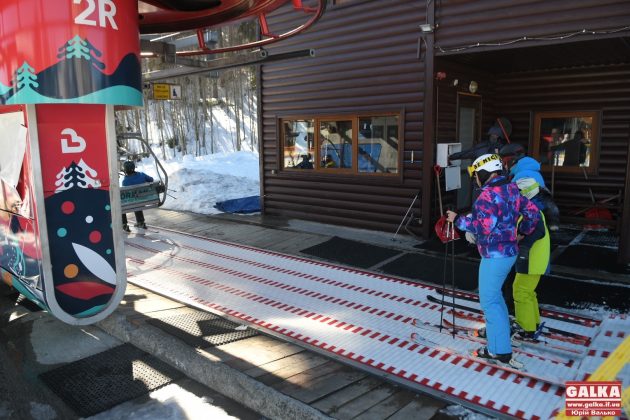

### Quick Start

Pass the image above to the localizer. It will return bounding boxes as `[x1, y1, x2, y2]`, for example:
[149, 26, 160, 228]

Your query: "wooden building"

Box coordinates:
[259, 0, 630, 263]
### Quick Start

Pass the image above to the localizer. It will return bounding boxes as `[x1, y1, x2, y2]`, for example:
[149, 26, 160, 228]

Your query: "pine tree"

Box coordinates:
[58, 36, 106, 70]
[15, 61, 39, 91]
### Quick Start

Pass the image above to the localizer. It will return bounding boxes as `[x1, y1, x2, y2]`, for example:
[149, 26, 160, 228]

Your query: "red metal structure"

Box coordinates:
[139, 0, 325, 55]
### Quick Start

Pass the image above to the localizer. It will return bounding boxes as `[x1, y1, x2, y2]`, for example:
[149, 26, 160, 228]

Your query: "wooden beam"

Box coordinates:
[142, 48, 314, 82]
[421, 1, 436, 239]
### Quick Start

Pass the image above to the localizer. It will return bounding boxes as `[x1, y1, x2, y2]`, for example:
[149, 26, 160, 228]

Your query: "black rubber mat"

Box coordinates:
[147, 311, 258, 348]
[300, 236, 401, 268]
[380, 253, 479, 291]
[414, 237, 477, 257]
[535, 273, 630, 312]
[553, 245, 630, 274]
[40, 343, 183, 417]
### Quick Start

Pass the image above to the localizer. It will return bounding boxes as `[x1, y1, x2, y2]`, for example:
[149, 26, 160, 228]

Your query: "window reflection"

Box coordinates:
[534, 112, 598, 173]
[282, 119, 314, 169]
[319, 120, 352, 169]
[358, 116, 399, 173]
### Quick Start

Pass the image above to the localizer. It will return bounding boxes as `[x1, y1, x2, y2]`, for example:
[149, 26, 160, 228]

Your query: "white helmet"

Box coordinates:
[515, 177, 540, 199]
[468, 154, 503, 177]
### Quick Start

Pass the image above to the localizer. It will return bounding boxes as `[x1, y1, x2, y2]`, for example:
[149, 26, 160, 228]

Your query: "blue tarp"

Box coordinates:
[214, 195, 261, 213]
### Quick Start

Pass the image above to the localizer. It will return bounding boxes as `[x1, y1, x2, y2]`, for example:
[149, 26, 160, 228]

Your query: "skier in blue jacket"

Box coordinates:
[500, 144, 560, 231]
[121, 161, 153, 232]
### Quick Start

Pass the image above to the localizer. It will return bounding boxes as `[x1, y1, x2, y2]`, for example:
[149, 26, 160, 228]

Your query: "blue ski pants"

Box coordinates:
[479, 255, 517, 355]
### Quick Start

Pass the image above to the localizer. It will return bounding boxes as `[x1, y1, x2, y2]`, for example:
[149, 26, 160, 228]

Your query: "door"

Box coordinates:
[456, 93, 482, 210]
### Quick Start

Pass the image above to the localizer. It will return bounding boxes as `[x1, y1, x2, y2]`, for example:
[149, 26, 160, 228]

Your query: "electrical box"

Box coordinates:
[444, 166, 461, 191]
[437, 143, 462, 167]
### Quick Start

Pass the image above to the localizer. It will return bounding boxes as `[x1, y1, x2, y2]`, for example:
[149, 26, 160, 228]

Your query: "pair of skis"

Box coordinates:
[426, 294, 592, 346]
[408, 320, 568, 387]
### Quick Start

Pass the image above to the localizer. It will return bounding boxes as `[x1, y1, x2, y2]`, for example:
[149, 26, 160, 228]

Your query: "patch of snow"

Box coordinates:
[85, 383, 240, 420]
[440, 404, 494, 419]
[30, 402, 56, 420]
[134, 151, 260, 215]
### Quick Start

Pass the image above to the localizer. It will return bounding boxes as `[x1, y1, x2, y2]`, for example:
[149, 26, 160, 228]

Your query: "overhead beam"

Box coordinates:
[142, 48, 315, 82]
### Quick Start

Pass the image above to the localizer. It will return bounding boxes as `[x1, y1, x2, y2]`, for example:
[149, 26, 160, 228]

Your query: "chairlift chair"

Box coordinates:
[117, 133, 168, 213]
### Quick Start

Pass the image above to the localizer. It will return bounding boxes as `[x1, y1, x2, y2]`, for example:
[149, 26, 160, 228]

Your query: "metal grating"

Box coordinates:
[147, 311, 258, 348]
[580, 231, 619, 248]
[40, 343, 183, 417]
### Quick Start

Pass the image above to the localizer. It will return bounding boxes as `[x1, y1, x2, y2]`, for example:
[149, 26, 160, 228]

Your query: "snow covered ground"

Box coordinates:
[133, 150, 260, 215]
[87, 383, 241, 420]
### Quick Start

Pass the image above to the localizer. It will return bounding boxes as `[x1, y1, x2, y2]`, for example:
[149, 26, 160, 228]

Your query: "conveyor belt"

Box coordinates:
[124, 228, 629, 419]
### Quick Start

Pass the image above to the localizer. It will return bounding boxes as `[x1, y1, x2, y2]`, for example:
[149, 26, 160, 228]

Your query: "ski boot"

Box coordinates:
[469, 327, 486, 339]
[122, 224, 131, 233]
[511, 322, 545, 343]
[471, 346, 524, 369]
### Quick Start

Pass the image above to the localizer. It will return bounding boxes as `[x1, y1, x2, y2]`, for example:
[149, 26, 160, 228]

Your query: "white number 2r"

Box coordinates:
[73, 0, 118, 30]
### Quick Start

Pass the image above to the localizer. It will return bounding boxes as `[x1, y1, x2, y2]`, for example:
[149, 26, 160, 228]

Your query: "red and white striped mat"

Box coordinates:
[124, 228, 628, 419]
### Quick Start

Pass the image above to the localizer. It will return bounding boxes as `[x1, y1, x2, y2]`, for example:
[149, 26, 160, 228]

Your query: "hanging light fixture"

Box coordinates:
[468, 80, 478, 93]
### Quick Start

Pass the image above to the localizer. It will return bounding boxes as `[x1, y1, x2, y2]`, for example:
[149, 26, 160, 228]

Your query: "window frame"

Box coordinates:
[530, 110, 601, 175]
[279, 112, 402, 177]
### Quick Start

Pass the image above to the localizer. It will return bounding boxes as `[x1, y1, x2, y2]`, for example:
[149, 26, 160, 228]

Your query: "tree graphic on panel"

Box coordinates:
[58, 36, 105, 70]
[54, 160, 100, 193]
[15, 61, 39, 92]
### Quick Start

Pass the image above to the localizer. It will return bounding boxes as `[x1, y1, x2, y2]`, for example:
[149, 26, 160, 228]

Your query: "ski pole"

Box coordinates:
[439, 226, 448, 333]
[392, 191, 420, 240]
[450, 222, 456, 338]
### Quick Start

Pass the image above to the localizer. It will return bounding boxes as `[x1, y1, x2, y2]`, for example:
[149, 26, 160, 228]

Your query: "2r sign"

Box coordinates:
[74, 0, 118, 30]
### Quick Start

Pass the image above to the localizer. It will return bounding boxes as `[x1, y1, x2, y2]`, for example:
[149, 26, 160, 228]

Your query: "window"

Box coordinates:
[282, 119, 315, 170]
[281, 114, 400, 175]
[0, 110, 30, 217]
[358, 116, 399, 173]
[532, 111, 599, 173]
[320, 120, 352, 169]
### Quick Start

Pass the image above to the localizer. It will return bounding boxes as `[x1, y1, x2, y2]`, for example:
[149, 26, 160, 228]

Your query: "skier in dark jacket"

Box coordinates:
[446, 154, 540, 368]
[121, 160, 153, 232]
[448, 126, 508, 162]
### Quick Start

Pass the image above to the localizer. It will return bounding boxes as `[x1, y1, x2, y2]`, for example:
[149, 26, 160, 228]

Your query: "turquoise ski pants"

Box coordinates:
[479, 255, 517, 355]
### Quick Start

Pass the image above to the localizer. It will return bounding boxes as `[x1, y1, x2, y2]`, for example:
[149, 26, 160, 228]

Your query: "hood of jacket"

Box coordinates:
[511, 157, 540, 176]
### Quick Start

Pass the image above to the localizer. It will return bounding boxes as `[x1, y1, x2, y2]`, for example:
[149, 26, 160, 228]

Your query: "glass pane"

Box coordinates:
[320, 120, 353, 169]
[540, 116, 593, 167]
[282, 119, 314, 169]
[358, 116, 399, 173]
[0, 111, 27, 188]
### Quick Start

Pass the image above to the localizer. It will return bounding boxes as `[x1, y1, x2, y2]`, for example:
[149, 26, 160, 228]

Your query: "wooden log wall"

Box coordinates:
[260, 0, 428, 232]
[434, 0, 630, 53]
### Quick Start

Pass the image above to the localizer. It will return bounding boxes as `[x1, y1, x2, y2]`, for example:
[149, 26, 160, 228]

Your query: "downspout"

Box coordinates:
[257, 28, 265, 214]
[618, 126, 630, 264]
[421, 0, 436, 238]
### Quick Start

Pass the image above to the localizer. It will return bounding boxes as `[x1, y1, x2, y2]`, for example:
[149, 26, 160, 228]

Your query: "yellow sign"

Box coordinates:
[153, 84, 171, 100]
[151, 83, 182, 100]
